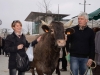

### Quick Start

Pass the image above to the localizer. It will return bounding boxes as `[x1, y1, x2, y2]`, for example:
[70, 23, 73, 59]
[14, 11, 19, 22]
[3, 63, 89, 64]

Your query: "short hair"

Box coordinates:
[78, 12, 89, 20]
[11, 20, 22, 28]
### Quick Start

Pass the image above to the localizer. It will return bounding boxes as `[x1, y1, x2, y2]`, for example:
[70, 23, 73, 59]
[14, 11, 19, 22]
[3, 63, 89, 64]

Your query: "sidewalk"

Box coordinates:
[0, 55, 70, 75]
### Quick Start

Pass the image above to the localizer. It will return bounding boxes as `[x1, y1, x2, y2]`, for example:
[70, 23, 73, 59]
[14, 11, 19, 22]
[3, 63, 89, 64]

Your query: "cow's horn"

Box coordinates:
[41, 20, 49, 26]
[64, 19, 73, 27]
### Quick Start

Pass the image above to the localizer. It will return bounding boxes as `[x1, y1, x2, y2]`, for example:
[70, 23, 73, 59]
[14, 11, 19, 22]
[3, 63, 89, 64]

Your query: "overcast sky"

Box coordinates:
[0, 0, 100, 32]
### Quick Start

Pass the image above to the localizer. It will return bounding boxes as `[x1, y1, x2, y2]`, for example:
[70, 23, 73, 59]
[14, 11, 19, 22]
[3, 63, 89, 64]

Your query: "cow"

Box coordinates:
[30, 21, 67, 75]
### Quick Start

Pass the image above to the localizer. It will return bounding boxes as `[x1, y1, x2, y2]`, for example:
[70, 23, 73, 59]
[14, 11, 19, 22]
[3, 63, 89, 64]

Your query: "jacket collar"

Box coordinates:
[77, 25, 88, 30]
[11, 32, 23, 38]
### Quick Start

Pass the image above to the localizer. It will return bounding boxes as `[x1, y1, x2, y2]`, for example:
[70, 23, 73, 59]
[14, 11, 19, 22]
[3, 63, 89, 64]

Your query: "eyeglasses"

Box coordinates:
[13, 20, 20, 23]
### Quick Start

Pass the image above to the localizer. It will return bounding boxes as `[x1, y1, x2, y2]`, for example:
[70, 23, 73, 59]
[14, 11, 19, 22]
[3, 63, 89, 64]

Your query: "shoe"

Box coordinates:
[60, 69, 67, 71]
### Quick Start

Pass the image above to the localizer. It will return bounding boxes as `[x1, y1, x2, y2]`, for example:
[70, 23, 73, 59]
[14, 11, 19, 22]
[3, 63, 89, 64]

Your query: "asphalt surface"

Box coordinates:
[0, 55, 70, 75]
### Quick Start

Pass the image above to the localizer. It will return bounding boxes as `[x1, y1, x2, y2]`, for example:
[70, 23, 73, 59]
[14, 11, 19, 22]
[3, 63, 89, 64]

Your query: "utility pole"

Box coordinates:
[79, 0, 91, 12]
[58, 4, 59, 21]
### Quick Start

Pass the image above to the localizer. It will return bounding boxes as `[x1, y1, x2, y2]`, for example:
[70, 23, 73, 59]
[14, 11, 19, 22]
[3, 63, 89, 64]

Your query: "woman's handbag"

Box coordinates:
[16, 53, 30, 72]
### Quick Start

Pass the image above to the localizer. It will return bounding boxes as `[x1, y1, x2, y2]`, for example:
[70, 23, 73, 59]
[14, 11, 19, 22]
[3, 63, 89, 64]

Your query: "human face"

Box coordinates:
[78, 16, 88, 27]
[13, 23, 22, 33]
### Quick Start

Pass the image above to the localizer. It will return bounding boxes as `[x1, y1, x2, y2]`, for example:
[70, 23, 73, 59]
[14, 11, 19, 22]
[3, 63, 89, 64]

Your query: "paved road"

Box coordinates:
[0, 55, 70, 75]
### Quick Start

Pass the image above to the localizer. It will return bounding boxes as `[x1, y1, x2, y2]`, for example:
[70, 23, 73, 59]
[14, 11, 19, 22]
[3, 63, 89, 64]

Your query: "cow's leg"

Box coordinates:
[56, 65, 60, 75]
[55, 59, 60, 75]
[30, 68, 35, 75]
[30, 60, 36, 75]
[46, 72, 52, 75]
[36, 67, 43, 75]
[56, 66, 60, 75]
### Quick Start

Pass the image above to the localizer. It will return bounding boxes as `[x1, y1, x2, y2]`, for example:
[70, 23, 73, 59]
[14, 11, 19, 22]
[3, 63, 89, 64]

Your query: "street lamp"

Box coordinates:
[79, 0, 91, 12]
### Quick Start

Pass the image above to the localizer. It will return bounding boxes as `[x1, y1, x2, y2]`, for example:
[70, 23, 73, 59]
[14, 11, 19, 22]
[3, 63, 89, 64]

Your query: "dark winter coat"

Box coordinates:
[4, 32, 37, 69]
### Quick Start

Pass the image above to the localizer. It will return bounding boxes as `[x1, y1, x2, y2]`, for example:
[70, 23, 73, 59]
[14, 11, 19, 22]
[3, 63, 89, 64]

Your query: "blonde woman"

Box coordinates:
[4, 20, 41, 75]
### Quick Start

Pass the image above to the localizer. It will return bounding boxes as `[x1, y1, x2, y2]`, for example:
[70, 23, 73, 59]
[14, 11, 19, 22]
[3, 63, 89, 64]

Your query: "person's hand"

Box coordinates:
[66, 52, 69, 55]
[37, 36, 42, 42]
[17, 44, 23, 50]
[87, 59, 93, 67]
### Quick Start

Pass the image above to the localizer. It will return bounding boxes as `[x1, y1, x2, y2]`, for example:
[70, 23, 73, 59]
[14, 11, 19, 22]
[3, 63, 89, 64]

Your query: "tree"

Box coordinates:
[37, 0, 51, 13]
[26, 23, 31, 35]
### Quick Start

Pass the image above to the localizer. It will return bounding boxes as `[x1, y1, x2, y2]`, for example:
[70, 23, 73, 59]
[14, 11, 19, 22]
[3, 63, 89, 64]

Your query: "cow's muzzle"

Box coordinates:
[56, 39, 66, 48]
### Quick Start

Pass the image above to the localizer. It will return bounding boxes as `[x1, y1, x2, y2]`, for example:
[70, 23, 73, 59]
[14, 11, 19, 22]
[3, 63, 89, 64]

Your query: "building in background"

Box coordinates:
[25, 11, 70, 34]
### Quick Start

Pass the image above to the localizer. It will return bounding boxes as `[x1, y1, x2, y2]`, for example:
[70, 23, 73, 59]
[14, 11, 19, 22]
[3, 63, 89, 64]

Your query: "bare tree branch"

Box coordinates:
[26, 23, 31, 35]
[36, 0, 52, 13]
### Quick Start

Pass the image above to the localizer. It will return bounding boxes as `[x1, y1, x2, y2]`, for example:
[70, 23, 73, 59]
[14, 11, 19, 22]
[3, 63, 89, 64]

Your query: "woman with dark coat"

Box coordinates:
[4, 20, 41, 75]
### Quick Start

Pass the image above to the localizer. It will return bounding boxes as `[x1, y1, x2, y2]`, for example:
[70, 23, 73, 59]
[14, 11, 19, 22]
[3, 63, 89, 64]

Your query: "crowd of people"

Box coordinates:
[0, 12, 100, 75]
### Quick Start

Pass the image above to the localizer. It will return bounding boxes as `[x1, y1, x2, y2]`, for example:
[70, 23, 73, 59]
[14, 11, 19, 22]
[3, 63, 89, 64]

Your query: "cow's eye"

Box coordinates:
[51, 29, 54, 32]
[51, 29, 54, 34]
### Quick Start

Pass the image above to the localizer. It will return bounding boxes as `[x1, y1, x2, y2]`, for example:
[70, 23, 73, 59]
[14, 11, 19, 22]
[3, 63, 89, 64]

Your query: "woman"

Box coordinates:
[4, 20, 41, 75]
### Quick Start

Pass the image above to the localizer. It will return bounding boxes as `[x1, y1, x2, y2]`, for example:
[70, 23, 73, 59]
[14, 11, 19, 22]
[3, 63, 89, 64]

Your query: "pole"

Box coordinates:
[79, 0, 91, 12]
[84, 0, 86, 12]
[58, 4, 59, 21]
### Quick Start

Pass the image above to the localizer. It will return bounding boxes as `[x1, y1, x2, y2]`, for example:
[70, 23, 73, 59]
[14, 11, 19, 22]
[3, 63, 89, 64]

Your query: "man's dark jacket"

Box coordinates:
[68, 25, 95, 60]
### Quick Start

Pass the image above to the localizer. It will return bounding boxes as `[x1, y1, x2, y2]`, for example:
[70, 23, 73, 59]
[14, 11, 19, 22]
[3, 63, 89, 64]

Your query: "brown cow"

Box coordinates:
[31, 21, 66, 75]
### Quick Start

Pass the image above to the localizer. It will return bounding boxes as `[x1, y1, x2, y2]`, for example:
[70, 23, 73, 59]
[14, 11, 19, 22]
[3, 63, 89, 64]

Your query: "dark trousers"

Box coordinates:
[2, 49, 4, 55]
[62, 57, 67, 70]
[0, 48, 5, 55]
[2, 49, 5, 55]
[0, 48, 1, 55]
[62, 47, 67, 70]
[55, 58, 67, 75]
[56, 58, 61, 75]
[9, 69, 25, 75]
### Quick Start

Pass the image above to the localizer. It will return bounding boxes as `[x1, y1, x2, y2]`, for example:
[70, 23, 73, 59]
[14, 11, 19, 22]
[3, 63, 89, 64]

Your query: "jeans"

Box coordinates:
[70, 56, 88, 75]
[9, 69, 25, 75]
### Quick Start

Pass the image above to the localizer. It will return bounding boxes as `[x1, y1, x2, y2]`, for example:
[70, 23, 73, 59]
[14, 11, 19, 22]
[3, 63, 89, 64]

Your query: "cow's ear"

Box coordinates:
[41, 25, 50, 32]
[65, 28, 75, 35]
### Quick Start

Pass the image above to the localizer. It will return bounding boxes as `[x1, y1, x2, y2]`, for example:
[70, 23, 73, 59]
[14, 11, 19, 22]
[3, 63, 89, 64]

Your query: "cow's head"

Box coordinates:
[41, 20, 66, 48]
